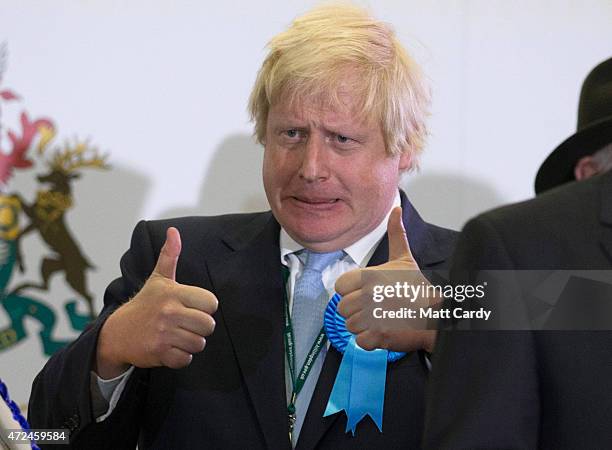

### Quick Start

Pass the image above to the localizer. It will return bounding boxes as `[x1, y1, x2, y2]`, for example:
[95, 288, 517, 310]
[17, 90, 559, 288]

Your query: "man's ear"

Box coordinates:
[574, 155, 600, 181]
[398, 151, 412, 171]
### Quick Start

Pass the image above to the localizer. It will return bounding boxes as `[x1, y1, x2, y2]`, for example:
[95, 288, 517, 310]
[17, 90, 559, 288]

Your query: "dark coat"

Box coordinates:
[424, 172, 612, 450]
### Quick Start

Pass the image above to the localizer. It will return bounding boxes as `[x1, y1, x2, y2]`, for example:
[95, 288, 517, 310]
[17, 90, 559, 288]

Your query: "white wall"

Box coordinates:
[1, 0, 611, 404]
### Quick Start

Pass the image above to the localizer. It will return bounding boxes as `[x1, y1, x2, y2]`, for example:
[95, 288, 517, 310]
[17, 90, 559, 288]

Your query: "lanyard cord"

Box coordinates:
[282, 266, 327, 442]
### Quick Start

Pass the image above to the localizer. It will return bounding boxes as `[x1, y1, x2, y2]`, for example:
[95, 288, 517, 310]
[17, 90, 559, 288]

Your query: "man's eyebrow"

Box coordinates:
[271, 121, 307, 129]
[322, 122, 370, 137]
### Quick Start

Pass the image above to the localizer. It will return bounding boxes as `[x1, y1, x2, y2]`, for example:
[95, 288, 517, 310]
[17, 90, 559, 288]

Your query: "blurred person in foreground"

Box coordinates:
[423, 57, 612, 449]
[28, 4, 456, 449]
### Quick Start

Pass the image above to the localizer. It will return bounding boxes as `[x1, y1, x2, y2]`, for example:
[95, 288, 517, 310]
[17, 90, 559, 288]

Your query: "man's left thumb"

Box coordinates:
[387, 206, 414, 262]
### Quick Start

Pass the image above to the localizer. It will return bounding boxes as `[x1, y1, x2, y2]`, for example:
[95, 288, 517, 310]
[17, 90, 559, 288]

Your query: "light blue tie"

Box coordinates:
[292, 250, 343, 368]
[291, 249, 343, 446]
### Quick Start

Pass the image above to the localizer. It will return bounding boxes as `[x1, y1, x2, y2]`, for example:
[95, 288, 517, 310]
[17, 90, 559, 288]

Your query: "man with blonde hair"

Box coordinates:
[29, 4, 456, 449]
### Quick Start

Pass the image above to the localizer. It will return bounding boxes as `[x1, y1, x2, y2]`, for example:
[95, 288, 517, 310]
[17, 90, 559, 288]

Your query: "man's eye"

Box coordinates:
[333, 134, 355, 145]
[285, 129, 299, 138]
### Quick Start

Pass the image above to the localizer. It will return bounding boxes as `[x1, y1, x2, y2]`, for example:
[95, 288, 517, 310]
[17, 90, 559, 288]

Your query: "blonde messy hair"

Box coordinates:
[248, 3, 430, 164]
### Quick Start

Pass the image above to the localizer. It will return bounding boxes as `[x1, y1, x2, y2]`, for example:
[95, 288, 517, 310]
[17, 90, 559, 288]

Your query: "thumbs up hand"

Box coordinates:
[96, 227, 218, 379]
[335, 207, 438, 353]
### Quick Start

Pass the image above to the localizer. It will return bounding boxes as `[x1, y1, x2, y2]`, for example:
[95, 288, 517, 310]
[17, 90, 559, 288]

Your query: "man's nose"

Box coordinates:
[298, 135, 329, 182]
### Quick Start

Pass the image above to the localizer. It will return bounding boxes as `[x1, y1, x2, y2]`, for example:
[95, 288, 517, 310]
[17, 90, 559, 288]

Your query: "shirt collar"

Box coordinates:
[279, 191, 402, 267]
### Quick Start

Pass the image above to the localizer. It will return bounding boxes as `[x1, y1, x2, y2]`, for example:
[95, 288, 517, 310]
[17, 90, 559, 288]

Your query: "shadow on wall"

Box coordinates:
[160, 134, 269, 218]
[65, 165, 151, 309]
[402, 172, 507, 231]
[10, 163, 151, 314]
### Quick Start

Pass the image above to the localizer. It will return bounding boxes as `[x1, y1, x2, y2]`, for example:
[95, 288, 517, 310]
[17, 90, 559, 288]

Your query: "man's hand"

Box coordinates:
[336, 207, 438, 353]
[96, 227, 218, 379]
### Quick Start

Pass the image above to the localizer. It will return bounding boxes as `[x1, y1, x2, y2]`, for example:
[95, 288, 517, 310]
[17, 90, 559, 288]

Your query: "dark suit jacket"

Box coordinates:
[424, 172, 612, 450]
[29, 192, 457, 450]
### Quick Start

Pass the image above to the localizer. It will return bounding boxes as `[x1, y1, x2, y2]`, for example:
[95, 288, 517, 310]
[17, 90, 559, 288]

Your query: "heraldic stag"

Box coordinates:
[10, 141, 108, 320]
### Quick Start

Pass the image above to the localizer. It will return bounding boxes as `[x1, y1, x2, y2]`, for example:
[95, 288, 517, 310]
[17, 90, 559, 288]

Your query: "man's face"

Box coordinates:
[263, 92, 412, 252]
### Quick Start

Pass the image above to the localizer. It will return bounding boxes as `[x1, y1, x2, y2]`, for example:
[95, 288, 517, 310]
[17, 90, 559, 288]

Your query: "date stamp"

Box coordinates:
[2, 429, 69, 445]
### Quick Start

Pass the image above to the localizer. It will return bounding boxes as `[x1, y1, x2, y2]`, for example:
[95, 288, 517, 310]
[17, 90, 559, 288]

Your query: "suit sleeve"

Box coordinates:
[28, 220, 158, 449]
[423, 215, 540, 450]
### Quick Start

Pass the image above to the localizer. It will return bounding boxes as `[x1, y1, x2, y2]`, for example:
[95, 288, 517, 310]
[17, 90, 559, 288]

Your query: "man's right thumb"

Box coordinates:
[154, 227, 182, 280]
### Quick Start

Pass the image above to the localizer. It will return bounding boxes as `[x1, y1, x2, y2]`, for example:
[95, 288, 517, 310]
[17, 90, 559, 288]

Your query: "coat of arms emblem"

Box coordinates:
[0, 43, 109, 355]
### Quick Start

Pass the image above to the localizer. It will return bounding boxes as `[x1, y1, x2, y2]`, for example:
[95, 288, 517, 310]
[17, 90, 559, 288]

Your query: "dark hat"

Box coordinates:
[535, 57, 612, 194]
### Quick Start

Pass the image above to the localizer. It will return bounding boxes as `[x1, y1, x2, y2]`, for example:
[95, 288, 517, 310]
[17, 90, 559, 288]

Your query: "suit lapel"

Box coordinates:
[206, 213, 291, 450]
[296, 191, 444, 450]
[369, 191, 449, 268]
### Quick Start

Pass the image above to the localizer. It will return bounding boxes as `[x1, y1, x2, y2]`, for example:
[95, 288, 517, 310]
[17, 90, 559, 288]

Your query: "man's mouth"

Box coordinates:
[292, 196, 340, 204]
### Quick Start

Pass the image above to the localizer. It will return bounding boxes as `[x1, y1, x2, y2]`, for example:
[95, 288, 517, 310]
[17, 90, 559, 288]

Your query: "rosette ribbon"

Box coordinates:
[0, 377, 40, 450]
[323, 293, 405, 435]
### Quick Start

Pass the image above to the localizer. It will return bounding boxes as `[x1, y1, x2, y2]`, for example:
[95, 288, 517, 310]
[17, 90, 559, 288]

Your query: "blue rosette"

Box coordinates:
[323, 293, 405, 434]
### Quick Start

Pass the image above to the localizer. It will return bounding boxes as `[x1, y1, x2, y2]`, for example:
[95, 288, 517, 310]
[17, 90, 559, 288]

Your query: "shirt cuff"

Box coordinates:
[91, 366, 134, 422]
